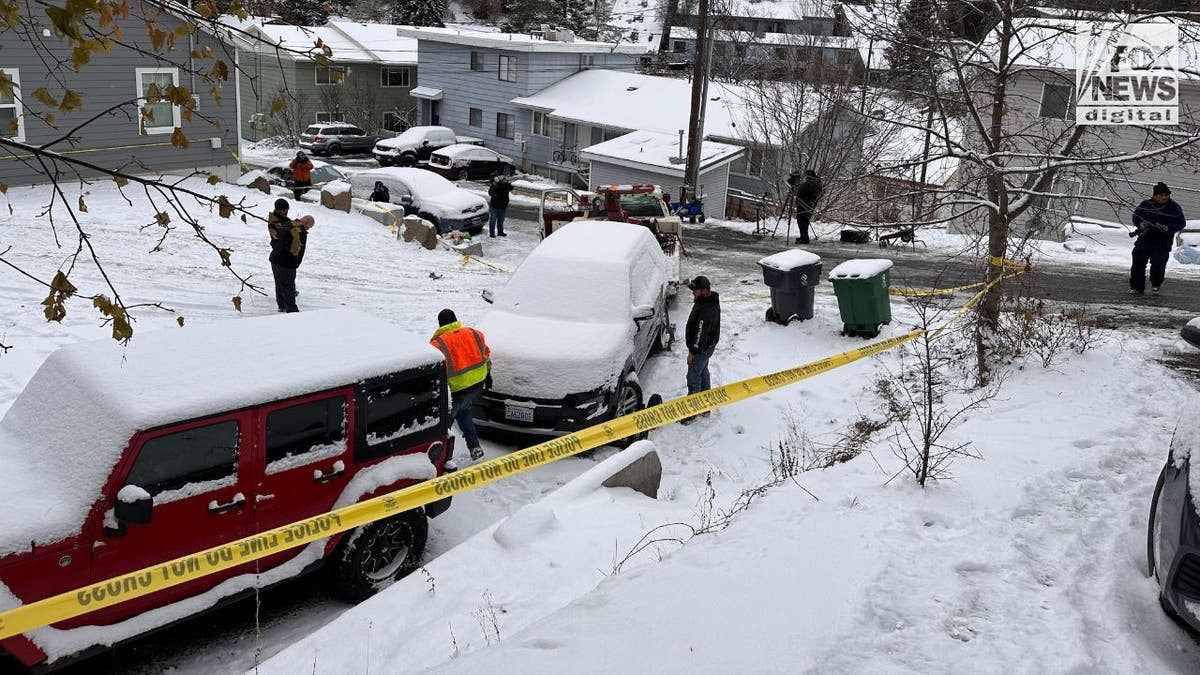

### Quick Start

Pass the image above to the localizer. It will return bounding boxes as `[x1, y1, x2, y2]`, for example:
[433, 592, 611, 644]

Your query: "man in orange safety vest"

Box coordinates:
[430, 308, 491, 461]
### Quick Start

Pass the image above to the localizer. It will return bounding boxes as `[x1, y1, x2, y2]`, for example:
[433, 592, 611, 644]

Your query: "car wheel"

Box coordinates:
[400, 154, 417, 167]
[650, 321, 673, 353]
[330, 509, 427, 603]
[418, 212, 441, 232]
[502, 164, 515, 176]
[1149, 463, 1169, 580]
[457, 168, 470, 181]
[611, 375, 645, 448]
[328, 143, 342, 156]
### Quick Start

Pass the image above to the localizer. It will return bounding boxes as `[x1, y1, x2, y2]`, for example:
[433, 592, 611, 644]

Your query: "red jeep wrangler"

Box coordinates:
[0, 310, 455, 670]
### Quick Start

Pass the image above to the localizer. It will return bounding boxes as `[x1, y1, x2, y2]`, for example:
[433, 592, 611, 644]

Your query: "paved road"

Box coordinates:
[678, 225, 1200, 331]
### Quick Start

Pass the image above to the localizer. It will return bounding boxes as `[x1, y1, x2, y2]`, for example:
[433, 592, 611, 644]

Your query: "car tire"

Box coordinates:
[418, 212, 440, 232]
[330, 509, 427, 603]
[502, 164, 515, 176]
[400, 154, 417, 167]
[650, 321, 673, 353]
[457, 169, 470, 181]
[328, 143, 342, 156]
[611, 374, 645, 448]
[1148, 463, 1169, 580]
[377, 158, 393, 167]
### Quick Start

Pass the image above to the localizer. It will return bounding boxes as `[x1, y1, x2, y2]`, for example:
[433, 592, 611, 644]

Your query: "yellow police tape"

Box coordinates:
[0, 268, 1021, 641]
[0, 330, 922, 641]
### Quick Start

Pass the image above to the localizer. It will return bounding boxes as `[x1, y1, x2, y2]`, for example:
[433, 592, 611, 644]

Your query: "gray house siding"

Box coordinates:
[414, 38, 639, 174]
[1, 12, 238, 185]
[957, 71, 1200, 239]
[239, 55, 417, 141]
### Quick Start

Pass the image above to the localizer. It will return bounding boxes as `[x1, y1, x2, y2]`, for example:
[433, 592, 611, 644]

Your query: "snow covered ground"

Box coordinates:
[1, 176, 1199, 673]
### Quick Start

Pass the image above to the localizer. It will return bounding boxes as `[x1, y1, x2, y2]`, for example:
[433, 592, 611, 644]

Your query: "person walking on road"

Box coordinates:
[789, 169, 822, 245]
[681, 275, 721, 425]
[289, 151, 314, 201]
[430, 309, 491, 461]
[267, 198, 311, 313]
[1129, 182, 1186, 295]
[487, 174, 513, 237]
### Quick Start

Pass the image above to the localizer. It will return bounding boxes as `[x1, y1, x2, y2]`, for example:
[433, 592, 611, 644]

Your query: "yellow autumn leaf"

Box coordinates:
[59, 89, 82, 113]
[177, 315, 185, 327]
[170, 127, 189, 149]
[32, 87, 57, 108]
[206, 174, 220, 185]
[114, 175, 128, 187]
[77, 195, 87, 213]
[216, 197, 233, 219]
[231, 295, 242, 312]
[218, 248, 233, 266]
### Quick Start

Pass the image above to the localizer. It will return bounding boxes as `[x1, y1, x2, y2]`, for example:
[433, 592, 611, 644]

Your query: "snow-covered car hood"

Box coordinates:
[0, 428, 82, 558]
[479, 311, 633, 400]
[420, 190, 487, 219]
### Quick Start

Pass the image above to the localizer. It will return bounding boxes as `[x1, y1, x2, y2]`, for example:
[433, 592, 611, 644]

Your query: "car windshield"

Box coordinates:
[392, 128, 425, 144]
[303, 126, 322, 135]
[619, 193, 666, 217]
[311, 166, 344, 183]
[498, 256, 630, 323]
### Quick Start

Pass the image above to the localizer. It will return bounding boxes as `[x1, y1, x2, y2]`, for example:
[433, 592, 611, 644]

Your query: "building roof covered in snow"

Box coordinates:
[219, 17, 418, 64]
[581, 131, 742, 175]
[396, 25, 649, 54]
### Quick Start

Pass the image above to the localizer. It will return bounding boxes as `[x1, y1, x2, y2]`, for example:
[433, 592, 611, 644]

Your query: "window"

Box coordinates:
[358, 373, 444, 463]
[0, 68, 23, 142]
[499, 54, 517, 82]
[532, 111, 563, 139]
[383, 111, 407, 132]
[470, 51, 485, 71]
[315, 111, 335, 123]
[579, 54, 595, 70]
[469, 107, 483, 127]
[381, 67, 410, 88]
[126, 421, 239, 496]
[266, 396, 347, 473]
[731, 147, 767, 177]
[673, 40, 686, 53]
[316, 65, 345, 85]
[1039, 82, 1074, 120]
[135, 67, 180, 135]
[496, 112, 514, 139]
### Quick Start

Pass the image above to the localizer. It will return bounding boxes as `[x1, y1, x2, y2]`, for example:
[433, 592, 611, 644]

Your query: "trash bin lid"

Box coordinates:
[758, 248, 821, 271]
[828, 258, 894, 280]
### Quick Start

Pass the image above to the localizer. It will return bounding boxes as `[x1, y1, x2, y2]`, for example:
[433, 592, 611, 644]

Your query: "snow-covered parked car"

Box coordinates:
[1148, 424, 1200, 634]
[0, 311, 456, 671]
[426, 144, 516, 181]
[372, 125, 483, 167]
[472, 221, 673, 441]
[264, 159, 348, 190]
[350, 167, 488, 235]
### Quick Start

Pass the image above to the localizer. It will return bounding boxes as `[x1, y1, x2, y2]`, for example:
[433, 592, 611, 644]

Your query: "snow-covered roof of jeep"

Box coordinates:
[0, 309, 443, 556]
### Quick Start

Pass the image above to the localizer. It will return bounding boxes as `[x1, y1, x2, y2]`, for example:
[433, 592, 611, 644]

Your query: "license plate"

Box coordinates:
[504, 405, 534, 423]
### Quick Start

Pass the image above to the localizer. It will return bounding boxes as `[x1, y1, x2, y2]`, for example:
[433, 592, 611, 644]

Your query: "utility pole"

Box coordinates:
[683, 0, 708, 202]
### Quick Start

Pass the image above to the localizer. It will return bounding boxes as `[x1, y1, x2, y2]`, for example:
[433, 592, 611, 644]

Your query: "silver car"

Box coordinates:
[298, 123, 380, 156]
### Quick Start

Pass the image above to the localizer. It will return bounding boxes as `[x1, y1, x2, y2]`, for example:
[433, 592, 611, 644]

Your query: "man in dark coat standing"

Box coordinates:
[789, 169, 822, 245]
[267, 198, 309, 312]
[487, 175, 513, 237]
[1129, 182, 1186, 294]
[681, 275, 720, 425]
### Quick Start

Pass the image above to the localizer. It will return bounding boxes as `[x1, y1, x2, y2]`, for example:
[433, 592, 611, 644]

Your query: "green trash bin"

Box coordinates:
[829, 259, 893, 338]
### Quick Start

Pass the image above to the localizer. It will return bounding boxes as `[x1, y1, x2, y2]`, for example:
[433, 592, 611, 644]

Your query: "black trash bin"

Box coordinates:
[758, 249, 822, 324]
[1183, 318, 1200, 349]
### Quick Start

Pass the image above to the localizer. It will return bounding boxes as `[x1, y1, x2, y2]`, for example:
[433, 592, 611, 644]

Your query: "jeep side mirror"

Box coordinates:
[115, 485, 153, 526]
[481, 289, 495, 304]
[633, 304, 654, 320]
[401, 194, 414, 205]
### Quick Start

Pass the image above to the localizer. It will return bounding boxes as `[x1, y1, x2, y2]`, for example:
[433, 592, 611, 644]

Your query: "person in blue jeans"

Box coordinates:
[488, 174, 513, 237]
[681, 275, 720, 425]
[429, 309, 491, 461]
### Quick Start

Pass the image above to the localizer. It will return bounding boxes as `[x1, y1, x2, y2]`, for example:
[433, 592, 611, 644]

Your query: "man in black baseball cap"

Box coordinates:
[682, 275, 720, 425]
[1129, 181, 1186, 295]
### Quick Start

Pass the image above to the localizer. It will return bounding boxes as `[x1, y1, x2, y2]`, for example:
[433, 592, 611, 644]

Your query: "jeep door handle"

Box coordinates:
[208, 492, 246, 514]
[314, 465, 345, 484]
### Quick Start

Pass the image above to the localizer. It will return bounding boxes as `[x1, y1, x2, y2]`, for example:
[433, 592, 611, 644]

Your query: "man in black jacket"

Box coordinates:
[1129, 181, 1187, 294]
[267, 198, 309, 313]
[488, 175, 513, 237]
[788, 169, 822, 245]
[682, 275, 720, 424]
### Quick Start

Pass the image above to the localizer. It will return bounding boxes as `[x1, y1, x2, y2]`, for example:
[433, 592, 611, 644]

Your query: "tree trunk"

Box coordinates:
[976, 175, 1009, 385]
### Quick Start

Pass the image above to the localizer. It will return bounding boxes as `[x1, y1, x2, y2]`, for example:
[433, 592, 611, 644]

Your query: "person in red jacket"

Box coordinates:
[289, 151, 314, 200]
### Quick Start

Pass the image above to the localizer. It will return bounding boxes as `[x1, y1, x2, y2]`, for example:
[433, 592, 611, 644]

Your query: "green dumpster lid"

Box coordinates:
[828, 258, 894, 279]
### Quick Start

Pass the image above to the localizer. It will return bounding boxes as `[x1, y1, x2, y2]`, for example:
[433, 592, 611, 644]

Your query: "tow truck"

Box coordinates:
[536, 183, 685, 293]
